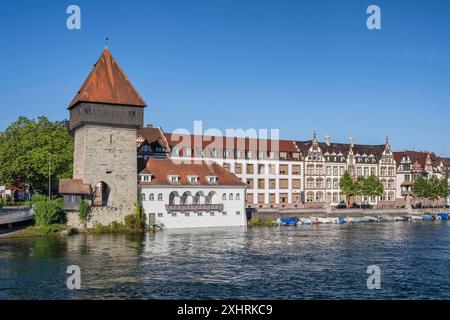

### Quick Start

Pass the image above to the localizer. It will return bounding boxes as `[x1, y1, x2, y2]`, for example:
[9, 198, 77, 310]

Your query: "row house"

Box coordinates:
[137, 127, 303, 209]
[137, 127, 401, 208]
[295, 135, 397, 208]
[394, 151, 450, 206]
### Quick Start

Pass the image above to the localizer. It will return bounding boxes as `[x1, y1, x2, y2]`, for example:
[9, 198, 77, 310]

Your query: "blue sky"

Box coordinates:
[0, 0, 449, 155]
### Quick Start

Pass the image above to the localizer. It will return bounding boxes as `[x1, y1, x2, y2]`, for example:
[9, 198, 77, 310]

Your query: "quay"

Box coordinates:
[250, 207, 450, 219]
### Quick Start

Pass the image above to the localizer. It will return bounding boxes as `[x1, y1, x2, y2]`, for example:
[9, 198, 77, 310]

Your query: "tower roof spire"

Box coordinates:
[68, 49, 147, 109]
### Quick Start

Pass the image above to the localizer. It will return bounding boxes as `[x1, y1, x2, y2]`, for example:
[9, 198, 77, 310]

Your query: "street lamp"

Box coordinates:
[48, 153, 52, 201]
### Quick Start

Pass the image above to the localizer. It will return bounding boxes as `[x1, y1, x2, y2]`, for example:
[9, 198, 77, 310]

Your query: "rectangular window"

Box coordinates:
[258, 179, 265, 189]
[258, 193, 265, 203]
[235, 163, 242, 174]
[247, 164, 254, 174]
[279, 179, 289, 189]
[269, 179, 276, 189]
[280, 193, 288, 203]
[247, 179, 254, 188]
[157, 213, 163, 217]
[279, 164, 289, 175]
[292, 179, 301, 189]
[269, 193, 276, 204]
[223, 163, 231, 172]
[292, 165, 301, 175]
[236, 211, 241, 215]
[246, 193, 254, 204]
[222, 212, 227, 216]
[293, 153, 300, 161]
[280, 152, 287, 160]
[258, 164, 265, 174]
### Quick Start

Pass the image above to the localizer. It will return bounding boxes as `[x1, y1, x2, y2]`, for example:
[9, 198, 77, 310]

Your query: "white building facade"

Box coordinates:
[139, 158, 247, 229]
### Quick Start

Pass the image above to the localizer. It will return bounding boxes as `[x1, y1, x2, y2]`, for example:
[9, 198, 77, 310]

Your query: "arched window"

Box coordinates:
[326, 178, 332, 189]
[236, 193, 240, 200]
[158, 193, 163, 201]
[222, 193, 227, 201]
[169, 191, 179, 205]
[229, 193, 234, 200]
[149, 193, 155, 201]
[306, 192, 314, 202]
[141, 193, 146, 201]
[333, 178, 339, 190]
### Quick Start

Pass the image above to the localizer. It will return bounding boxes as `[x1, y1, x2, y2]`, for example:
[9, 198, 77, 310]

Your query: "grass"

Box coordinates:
[26, 224, 68, 235]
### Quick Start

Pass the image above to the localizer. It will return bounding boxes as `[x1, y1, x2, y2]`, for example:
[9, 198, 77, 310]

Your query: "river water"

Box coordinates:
[1, 222, 450, 300]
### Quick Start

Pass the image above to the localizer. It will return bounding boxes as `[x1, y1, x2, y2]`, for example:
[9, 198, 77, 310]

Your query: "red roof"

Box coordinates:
[59, 179, 92, 195]
[140, 159, 246, 187]
[163, 133, 299, 155]
[68, 49, 147, 109]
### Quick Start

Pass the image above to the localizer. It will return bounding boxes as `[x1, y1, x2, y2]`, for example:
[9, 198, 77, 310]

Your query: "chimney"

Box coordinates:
[146, 123, 153, 128]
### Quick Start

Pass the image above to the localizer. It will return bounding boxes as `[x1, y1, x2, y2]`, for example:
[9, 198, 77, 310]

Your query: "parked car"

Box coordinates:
[351, 203, 373, 209]
[336, 201, 347, 209]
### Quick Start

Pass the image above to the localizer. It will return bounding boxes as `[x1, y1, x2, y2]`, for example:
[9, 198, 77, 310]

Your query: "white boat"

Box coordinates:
[344, 217, 355, 223]
[362, 216, 378, 223]
[315, 217, 332, 224]
[300, 218, 312, 225]
[410, 215, 422, 221]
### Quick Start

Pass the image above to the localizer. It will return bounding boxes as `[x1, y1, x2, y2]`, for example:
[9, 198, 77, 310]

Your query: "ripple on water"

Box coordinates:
[1, 223, 450, 299]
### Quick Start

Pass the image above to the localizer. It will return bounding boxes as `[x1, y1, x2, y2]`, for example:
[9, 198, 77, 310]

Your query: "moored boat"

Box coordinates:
[300, 217, 312, 225]
[379, 214, 394, 222]
[362, 216, 378, 223]
[437, 213, 449, 221]
[344, 217, 355, 223]
[421, 214, 435, 221]
[277, 218, 299, 226]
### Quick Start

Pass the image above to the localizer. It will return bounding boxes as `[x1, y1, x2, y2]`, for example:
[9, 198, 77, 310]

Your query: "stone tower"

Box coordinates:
[68, 48, 146, 219]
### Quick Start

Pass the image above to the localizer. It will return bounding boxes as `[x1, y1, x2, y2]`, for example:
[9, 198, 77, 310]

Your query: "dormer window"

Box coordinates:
[188, 176, 199, 183]
[172, 147, 180, 157]
[207, 176, 218, 184]
[168, 175, 180, 183]
[140, 174, 151, 182]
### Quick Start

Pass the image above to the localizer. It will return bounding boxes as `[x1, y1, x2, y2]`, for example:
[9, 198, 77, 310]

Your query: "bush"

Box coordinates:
[34, 198, 65, 226]
[78, 199, 90, 221]
[124, 201, 146, 231]
[27, 224, 67, 235]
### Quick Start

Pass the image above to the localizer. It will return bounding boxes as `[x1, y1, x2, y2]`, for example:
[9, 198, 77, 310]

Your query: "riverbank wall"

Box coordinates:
[250, 207, 450, 218]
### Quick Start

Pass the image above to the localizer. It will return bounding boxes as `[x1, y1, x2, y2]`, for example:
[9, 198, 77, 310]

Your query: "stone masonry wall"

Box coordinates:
[66, 207, 127, 230]
[72, 124, 138, 220]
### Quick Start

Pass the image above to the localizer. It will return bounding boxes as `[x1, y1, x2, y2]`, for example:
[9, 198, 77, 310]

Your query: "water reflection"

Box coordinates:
[1, 223, 450, 299]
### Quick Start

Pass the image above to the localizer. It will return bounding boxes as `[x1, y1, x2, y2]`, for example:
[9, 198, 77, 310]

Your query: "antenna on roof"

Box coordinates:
[104, 37, 109, 50]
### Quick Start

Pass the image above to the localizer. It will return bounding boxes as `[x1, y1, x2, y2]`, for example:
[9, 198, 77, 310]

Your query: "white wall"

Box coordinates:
[140, 185, 247, 229]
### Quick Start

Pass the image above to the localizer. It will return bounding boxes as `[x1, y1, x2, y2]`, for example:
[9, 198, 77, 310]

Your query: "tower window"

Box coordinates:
[85, 106, 93, 114]
[130, 110, 137, 117]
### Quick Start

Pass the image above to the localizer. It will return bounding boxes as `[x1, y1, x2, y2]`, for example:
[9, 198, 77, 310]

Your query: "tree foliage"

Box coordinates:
[340, 171, 384, 205]
[0, 116, 73, 195]
[339, 171, 355, 205]
[412, 173, 450, 203]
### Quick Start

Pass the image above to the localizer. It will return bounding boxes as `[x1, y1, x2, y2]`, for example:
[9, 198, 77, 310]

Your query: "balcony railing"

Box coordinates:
[165, 204, 224, 213]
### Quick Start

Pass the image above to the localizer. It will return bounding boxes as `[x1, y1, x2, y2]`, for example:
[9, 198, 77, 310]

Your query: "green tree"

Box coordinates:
[339, 171, 355, 206]
[0, 116, 73, 196]
[412, 176, 428, 202]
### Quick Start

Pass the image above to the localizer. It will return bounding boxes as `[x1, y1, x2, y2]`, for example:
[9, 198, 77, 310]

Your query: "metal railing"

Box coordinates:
[0, 206, 34, 225]
[165, 204, 224, 213]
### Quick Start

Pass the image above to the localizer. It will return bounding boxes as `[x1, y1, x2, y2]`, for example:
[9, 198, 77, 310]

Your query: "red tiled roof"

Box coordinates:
[139, 159, 246, 186]
[163, 133, 298, 154]
[59, 179, 92, 195]
[393, 151, 439, 167]
[68, 49, 147, 109]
